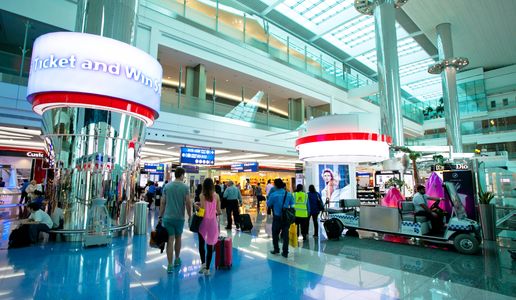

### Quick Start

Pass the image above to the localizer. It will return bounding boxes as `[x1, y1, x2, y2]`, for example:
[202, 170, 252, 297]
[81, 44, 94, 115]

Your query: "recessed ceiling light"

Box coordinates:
[145, 141, 165, 146]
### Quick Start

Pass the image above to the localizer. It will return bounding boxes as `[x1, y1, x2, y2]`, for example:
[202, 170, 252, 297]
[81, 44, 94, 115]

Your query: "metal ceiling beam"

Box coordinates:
[261, 0, 285, 16]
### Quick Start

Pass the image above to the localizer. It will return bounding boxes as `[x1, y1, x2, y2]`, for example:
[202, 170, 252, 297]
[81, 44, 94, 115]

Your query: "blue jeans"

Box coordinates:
[272, 215, 289, 255]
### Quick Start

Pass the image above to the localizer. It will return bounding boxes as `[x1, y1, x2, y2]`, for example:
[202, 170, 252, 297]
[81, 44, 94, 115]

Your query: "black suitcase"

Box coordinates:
[324, 219, 344, 240]
[8, 224, 31, 248]
[240, 214, 253, 232]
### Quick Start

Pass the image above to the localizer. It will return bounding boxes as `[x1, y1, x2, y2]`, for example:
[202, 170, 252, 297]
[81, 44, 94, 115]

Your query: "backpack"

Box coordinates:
[8, 225, 31, 249]
[148, 185, 156, 195]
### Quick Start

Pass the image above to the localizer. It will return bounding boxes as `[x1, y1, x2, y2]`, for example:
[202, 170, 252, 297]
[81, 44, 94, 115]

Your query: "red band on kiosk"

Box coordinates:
[295, 132, 392, 147]
[30, 92, 157, 125]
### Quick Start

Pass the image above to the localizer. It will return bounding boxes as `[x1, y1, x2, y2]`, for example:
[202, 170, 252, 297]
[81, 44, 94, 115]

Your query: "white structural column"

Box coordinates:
[355, 0, 405, 147]
[428, 23, 469, 153]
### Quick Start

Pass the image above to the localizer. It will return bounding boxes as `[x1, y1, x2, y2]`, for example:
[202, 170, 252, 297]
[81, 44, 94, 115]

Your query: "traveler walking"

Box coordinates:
[293, 184, 310, 241]
[197, 178, 221, 276]
[159, 167, 192, 273]
[266, 179, 294, 258]
[307, 185, 324, 238]
[222, 181, 242, 230]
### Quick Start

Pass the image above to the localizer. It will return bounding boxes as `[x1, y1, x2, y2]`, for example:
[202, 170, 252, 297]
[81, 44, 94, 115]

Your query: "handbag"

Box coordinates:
[317, 194, 325, 211]
[281, 191, 296, 225]
[189, 213, 203, 233]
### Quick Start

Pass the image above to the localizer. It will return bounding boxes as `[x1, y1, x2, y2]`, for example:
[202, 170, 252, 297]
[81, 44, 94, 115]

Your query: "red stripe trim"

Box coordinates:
[295, 132, 392, 147]
[29, 92, 157, 124]
[0, 146, 45, 153]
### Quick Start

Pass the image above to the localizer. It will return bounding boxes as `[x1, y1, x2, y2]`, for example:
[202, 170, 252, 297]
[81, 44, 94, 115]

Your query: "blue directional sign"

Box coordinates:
[180, 147, 215, 165]
[231, 162, 259, 172]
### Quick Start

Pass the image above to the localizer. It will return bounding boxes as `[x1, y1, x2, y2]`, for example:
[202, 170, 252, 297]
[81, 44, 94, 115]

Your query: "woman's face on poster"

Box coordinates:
[323, 171, 333, 183]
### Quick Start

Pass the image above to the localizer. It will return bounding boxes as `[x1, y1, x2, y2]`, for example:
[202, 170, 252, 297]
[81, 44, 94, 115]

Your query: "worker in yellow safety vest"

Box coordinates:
[293, 184, 310, 241]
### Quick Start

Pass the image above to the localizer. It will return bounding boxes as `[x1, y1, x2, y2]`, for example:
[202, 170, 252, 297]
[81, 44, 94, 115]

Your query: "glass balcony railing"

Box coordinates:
[406, 124, 516, 145]
[143, 0, 425, 123]
[160, 87, 302, 131]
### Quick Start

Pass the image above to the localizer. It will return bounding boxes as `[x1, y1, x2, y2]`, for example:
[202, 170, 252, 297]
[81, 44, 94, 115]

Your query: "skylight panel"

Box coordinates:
[399, 58, 436, 77]
[406, 77, 442, 90]
[283, 0, 355, 26]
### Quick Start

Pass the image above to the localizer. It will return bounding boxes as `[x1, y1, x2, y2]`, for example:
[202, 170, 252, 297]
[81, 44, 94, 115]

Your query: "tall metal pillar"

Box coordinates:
[355, 0, 406, 147]
[428, 23, 469, 153]
[76, 0, 140, 44]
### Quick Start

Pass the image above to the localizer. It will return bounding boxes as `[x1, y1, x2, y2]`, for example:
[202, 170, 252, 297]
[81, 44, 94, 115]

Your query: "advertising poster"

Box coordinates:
[317, 164, 351, 208]
[443, 170, 477, 220]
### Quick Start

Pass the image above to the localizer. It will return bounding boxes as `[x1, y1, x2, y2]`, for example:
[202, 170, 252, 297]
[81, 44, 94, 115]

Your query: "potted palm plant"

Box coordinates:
[478, 190, 496, 241]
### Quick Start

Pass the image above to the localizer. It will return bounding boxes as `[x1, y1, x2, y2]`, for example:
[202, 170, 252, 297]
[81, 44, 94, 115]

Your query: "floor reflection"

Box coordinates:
[0, 205, 514, 300]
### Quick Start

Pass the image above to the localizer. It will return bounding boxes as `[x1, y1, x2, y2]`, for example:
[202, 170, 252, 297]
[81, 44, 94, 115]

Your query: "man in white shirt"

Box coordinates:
[413, 185, 444, 233]
[22, 202, 53, 243]
[51, 203, 64, 229]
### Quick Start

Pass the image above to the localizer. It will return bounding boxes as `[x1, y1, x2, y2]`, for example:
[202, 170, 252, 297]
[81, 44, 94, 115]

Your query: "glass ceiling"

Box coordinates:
[263, 0, 442, 102]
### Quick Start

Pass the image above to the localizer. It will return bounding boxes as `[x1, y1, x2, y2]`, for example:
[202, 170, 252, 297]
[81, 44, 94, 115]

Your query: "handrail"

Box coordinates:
[49, 222, 134, 234]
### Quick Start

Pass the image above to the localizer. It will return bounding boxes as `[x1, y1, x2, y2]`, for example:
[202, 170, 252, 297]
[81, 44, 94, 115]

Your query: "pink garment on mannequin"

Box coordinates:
[381, 187, 404, 208]
[425, 172, 450, 212]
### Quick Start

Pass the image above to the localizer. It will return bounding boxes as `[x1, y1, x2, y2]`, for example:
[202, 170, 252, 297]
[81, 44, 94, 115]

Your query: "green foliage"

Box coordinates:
[478, 191, 495, 204]
[432, 154, 445, 165]
[385, 177, 405, 189]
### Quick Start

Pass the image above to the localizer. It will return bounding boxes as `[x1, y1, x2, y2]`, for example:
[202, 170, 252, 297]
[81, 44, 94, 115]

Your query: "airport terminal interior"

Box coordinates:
[0, 0, 515, 299]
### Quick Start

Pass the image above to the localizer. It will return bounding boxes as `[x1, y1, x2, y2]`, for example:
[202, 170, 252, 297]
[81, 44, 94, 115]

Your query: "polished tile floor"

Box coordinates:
[0, 207, 515, 300]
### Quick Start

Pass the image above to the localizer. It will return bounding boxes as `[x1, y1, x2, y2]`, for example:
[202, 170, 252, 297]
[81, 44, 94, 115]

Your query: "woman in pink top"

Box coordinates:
[198, 178, 221, 275]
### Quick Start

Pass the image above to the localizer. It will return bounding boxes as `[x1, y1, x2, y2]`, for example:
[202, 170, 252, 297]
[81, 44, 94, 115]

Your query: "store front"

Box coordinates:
[0, 147, 46, 189]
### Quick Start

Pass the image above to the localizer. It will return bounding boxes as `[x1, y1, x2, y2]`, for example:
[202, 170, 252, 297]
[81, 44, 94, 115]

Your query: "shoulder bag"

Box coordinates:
[281, 191, 296, 225]
[189, 212, 203, 233]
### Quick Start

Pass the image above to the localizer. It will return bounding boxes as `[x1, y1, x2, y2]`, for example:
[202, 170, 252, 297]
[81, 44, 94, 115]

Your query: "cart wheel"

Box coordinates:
[345, 228, 359, 237]
[453, 233, 480, 255]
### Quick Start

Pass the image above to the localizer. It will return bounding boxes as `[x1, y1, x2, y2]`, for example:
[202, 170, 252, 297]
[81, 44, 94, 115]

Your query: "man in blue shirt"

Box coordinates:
[266, 179, 294, 258]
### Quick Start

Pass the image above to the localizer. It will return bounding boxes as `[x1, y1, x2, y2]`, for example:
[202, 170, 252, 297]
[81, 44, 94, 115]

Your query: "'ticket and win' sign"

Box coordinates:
[26, 32, 163, 114]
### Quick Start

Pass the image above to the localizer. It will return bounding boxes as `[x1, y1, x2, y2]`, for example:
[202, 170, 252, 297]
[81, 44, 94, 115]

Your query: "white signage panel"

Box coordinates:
[27, 32, 162, 113]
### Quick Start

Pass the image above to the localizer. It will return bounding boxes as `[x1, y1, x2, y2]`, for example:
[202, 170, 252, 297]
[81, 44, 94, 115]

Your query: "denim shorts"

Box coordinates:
[162, 218, 185, 236]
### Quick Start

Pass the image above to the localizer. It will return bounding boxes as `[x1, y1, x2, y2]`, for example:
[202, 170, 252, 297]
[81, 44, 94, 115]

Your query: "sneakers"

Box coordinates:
[167, 264, 174, 273]
[270, 250, 279, 255]
[173, 257, 182, 267]
[281, 252, 288, 258]
[198, 263, 206, 274]
[201, 269, 210, 276]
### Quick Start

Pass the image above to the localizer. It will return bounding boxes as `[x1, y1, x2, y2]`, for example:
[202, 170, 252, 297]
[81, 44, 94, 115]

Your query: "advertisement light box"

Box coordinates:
[180, 147, 215, 165]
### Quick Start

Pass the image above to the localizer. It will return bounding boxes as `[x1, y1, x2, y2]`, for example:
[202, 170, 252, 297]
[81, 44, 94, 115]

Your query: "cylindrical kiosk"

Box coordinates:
[296, 114, 391, 239]
[26, 32, 162, 240]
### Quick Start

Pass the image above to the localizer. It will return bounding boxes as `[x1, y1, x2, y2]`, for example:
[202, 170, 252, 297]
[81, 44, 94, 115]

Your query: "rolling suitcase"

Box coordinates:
[324, 219, 344, 240]
[215, 236, 232, 269]
[239, 214, 253, 232]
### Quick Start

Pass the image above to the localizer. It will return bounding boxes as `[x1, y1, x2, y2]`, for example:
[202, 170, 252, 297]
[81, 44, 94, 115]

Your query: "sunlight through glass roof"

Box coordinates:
[271, 0, 442, 102]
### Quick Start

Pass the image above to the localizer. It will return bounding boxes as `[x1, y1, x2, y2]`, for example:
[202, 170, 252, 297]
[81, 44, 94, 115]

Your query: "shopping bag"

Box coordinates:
[288, 223, 298, 247]
[265, 216, 273, 236]
[197, 207, 205, 217]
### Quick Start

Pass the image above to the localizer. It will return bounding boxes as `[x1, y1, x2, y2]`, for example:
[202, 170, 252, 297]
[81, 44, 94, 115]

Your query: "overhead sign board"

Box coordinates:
[231, 162, 259, 172]
[26, 32, 163, 125]
[143, 163, 165, 173]
[180, 147, 215, 165]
